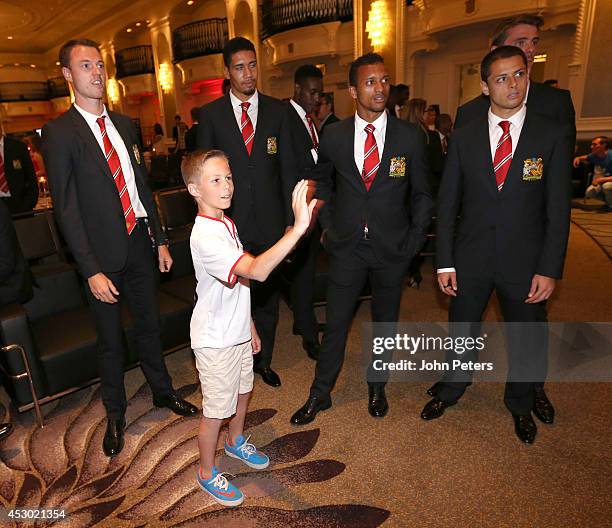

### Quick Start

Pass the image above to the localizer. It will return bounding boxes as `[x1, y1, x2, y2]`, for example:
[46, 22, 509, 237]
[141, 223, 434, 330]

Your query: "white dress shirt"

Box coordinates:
[0, 136, 10, 198]
[229, 90, 259, 131]
[354, 111, 387, 175]
[74, 103, 147, 218]
[437, 103, 527, 274]
[290, 98, 318, 163]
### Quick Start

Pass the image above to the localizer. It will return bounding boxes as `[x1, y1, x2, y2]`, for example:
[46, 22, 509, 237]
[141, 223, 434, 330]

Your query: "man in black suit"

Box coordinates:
[316, 93, 339, 137]
[290, 53, 434, 425]
[0, 200, 34, 441]
[42, 39, 197, 458]
[421, 47, 571, 444]
[442, 14, 576, 420]
[0, 132, 38, 215]
[287, 64, 324, 361]
[455, 14, 575, 147]
[197, 37, 297, 388]
[185, 107, 199, 152]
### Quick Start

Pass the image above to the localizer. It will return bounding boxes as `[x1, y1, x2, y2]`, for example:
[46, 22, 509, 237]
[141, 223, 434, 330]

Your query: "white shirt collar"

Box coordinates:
[229, 89, 258, 111]
[290, 98, 308, 120]
[488, 103, 526, 130]
[73, 102, 109, 124]
[354, 110, 387, 134]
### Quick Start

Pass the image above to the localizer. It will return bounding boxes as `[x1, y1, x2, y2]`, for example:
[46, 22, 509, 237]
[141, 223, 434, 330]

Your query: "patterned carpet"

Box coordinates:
[1, 223, 611, 527]
[571, 200, 612, 259]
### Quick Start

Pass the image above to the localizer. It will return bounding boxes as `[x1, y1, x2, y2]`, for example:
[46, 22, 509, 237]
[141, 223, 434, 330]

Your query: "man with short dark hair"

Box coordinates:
[423, 46, 571, 444]
[455, 14, 575, 148]
[197, 37, 297, 387]
[290, 53, 434, 425]
[0, 126, 38, 215]
[42, 39, 197, 458]
[286, 64, 324, 361]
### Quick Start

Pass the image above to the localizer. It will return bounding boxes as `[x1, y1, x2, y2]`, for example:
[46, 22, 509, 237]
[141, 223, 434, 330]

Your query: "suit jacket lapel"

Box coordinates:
[501, 110, 533, 195]
[348, 117, 366, 193]
[222, 95, 249, 157]
[476, 114, 499, 196]
[370, 116, 396, 192]
[251, 93, 266, 157]
[69, 106, 114, 182]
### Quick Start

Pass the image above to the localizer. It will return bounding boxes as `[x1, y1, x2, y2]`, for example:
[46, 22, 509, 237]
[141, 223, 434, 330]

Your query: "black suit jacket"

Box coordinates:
[319, 113, 340, 137]
[197, 92, 297, 249]
[455, 81, 576, 147]
[287, 102, 317, 179]
[42, 106, 166, 279]
[0, 201, 32, 306]
[436, 109, 572, 283]
[1, 136, 38, 214]
[315, 115, 434, 264]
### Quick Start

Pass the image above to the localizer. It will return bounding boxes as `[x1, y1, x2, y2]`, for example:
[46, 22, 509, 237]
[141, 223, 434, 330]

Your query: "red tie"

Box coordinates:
[362, 124, 379, 192]
[493, 120, 512, 192]
[96, 116, 137, 234]
[240, 102, 254, 156]
[305, 114, 319, 150]
[0, 152, 9, 194]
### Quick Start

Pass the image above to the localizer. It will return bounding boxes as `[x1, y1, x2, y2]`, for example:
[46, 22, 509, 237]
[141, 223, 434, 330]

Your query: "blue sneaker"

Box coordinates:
[196, 466, 244, 507]
[224, 434, 270, 469]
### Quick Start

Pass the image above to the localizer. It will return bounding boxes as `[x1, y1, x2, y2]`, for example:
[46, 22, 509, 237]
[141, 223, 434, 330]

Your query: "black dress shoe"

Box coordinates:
[153, 393, 198, 416]
[0, 422, 13, 441]
[421, 398, 456, 420]
[254, 367, 281, 387]
[533, 387, 555, 424]
[426, 382, 440, 397]
[368, 386, 389, 418]
[290, 395, 332, 425]
[103, 418, 125, 457]
[513, 413, 537, 444]
[302, 339, 320, 361]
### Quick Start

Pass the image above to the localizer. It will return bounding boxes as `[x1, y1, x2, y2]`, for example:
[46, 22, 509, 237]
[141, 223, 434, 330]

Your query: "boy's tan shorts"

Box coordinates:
[193, 341, 254, 419]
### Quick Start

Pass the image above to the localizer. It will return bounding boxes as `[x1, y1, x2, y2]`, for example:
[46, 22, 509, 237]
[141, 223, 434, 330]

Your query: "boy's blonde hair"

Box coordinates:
[181, 149, 229, 187]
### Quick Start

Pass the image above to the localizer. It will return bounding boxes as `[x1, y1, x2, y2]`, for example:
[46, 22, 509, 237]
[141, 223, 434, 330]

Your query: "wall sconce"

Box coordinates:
[366, 0, 390, 51]
[107, 78, 120, 104]
[158, 63, 173, 94]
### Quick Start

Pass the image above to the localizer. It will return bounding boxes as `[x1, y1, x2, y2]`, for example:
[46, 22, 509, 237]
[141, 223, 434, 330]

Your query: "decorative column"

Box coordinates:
[150, 18, 178, 137]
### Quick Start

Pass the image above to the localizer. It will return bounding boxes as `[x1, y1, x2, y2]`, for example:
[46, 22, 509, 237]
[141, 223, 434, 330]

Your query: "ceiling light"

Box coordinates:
[56, 61, 60, 66]
[127, 28, 133, 33]
[7, 36, 13, 40]
[14, 63, 20, 66]
[136, 22, 141, 27]
[30, 64, 36, 68]
[187, 0, 195, 5]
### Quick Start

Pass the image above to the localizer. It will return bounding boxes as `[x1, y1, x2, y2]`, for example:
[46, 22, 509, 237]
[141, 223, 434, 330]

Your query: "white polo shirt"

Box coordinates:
[190, 214, 251, 349]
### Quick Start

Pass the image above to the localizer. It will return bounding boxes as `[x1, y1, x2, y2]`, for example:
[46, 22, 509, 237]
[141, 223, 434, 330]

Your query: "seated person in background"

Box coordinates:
[1, 131, 39, 214]
[182, 150, 314, 506]
[0, 200, 34, 440]
[575, 136, 612, 211]
[152, 123, 168, 156]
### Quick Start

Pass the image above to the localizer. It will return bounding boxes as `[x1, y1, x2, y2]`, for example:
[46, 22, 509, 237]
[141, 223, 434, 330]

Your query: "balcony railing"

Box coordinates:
[261, 0, 353, 40]
[172, 18, 229, 63]
[0, 82, 50, 102]
[115, 45, 155, 79]
[47, 77, 69, 98]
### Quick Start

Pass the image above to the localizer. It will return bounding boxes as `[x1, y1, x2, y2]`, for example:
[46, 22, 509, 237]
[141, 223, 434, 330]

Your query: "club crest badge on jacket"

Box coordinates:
[132, 144, 141, 165]
[389, 156, 406, 178]
[522, 157, 543, 181]
[267, 137, 277, 154]
[12, 159, 22, 170]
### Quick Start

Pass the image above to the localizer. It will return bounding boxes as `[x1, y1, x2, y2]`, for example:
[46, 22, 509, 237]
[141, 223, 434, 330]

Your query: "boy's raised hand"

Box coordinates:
[292, 179, 317, 234]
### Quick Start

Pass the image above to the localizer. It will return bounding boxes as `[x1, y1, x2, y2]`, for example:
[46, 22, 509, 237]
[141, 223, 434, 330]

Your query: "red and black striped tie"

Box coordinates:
[493, 120, 512, 192]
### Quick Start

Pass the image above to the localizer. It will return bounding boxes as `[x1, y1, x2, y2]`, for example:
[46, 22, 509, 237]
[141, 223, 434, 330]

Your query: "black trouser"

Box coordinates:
[436, 273, 548, 415]
[310, 240, 408, 399]
[290, 226, 320, 346]
[245, 242, 281, 370]
[85, 221, 173, 419]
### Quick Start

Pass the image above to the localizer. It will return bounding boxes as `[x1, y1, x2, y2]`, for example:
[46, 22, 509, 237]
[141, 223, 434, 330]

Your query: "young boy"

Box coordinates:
[182, 149, 315, 506]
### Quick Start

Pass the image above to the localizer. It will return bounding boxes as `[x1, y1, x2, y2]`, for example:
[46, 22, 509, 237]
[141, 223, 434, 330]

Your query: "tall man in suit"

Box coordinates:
[422, 47, 571, 443]
[42, 39, 197, 458]
[291, 53, 434, 425]
[442, 14, 576, 420]
[287, 64, 324, 361]
[197, 37, 297, 388]
[0, 131, 38, 215]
